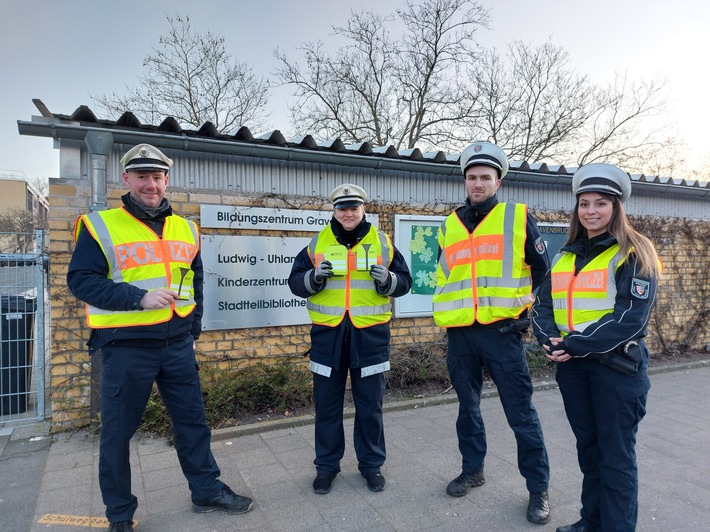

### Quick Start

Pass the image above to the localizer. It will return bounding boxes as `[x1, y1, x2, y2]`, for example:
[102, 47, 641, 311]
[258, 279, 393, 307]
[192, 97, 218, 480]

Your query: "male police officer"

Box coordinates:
[433, 141, 551, 524]
[67, 144, 253, 532]
[288, 184, 411, 495]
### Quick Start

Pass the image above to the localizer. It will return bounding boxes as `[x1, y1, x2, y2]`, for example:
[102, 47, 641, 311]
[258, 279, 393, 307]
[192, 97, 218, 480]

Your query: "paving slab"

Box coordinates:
[0, 361, 707, 531]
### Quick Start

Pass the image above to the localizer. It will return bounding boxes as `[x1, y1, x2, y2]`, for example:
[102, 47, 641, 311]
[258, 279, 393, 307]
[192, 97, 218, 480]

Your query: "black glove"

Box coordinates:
[312, 260, 334, 283]
[369, 264, 392, 286]
[543, 338, 571, 357]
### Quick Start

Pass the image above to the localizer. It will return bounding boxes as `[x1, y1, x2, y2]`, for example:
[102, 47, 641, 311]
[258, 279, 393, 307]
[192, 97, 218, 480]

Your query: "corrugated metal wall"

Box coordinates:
[88, 144, 710, 220]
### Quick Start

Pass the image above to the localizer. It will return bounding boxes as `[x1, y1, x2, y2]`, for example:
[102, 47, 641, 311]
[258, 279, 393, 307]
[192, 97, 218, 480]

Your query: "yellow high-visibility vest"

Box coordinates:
[433, 203, 533, 327]
[306, 225, 393, 328]
[74, 208, 199, 328]
[550, 245, 627, 334]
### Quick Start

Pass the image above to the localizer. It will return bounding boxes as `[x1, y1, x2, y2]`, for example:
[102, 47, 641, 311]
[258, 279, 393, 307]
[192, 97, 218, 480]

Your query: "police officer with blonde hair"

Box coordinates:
[288, 184, 411, 495]
[67, 144, 253, 532]
[434, 141, 551, 524]
[532, 163, 661, 532]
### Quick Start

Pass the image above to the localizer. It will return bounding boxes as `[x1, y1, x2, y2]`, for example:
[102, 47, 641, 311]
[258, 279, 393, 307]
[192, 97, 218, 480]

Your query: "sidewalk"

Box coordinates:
[2, 362, 709, 531]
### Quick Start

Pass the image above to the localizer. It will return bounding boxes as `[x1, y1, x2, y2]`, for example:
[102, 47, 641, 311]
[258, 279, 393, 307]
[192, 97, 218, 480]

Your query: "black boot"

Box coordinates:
[526, 491, 550, 524]
[556, 521, 589, 532]
[446, 470, 485, 497]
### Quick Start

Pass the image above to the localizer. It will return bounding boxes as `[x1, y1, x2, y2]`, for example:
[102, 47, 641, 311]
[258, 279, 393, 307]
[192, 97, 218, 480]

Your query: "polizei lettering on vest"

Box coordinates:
[449, 248, 472, 265]
[167, 241, 197, 263]
[217, 253, 257, 266]
[116, 242, 162, 270]
[475, 242, 499, 256]
[575, 270, 607, 290]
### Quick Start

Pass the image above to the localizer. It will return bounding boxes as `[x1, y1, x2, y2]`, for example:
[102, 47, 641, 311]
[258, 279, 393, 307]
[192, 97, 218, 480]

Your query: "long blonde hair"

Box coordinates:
[566, 193, 661, 278]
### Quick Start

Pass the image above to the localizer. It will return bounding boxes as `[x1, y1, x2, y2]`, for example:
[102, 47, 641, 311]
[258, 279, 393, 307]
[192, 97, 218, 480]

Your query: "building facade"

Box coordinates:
[18, 103, 710, 429]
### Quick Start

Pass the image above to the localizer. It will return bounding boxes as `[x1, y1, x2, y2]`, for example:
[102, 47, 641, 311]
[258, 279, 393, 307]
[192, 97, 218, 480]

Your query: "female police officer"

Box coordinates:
[288, 184, 411, 495]
[532, 163, 662, 532]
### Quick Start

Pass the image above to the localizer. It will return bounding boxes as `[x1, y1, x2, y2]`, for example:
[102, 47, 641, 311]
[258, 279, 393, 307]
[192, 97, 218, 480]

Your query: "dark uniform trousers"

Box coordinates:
[99, 334, 223, 522]
[312, 338, 386, 476]
[557, 353, 650, 532]
[447, 325, 550, 493]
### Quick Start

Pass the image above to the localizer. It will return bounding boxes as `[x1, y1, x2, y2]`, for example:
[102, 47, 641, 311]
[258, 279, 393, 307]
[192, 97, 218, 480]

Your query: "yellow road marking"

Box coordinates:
[37, 514, 137, 528]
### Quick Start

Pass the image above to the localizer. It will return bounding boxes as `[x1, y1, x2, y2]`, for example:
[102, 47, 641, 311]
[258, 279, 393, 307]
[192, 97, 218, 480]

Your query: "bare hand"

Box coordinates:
[543, 336, 572, 362]
[140, 288, 179, 309]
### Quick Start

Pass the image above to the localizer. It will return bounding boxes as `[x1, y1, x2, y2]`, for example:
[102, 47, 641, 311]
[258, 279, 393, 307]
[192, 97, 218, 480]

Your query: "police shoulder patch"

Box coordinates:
[630, 278, 650, 299]
[534, 236, 546, 255]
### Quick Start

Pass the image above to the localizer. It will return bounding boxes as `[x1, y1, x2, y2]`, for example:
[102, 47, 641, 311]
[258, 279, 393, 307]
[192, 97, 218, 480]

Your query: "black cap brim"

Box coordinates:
[334, 200, 364, 209]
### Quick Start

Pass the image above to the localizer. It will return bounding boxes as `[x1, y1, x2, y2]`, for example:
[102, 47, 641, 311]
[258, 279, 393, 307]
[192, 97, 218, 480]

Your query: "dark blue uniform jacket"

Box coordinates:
[67, 195, 203, 353]
[531, 232, 658, 357]
[288, 217, 412, 372]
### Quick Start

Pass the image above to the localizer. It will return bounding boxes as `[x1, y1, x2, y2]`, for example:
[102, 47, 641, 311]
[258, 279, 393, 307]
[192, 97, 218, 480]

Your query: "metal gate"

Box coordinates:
[0, 230, 48, 424]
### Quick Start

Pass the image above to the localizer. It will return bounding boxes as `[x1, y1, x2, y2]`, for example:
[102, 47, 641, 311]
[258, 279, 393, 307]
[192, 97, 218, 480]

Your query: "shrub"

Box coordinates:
[139, 360, 313, 438]
[388, 340, 450, 390]
[139, 339, 555, 439]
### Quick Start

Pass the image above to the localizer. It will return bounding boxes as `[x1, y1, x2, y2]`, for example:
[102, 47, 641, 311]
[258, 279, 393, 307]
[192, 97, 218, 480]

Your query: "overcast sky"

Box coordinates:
[1, 0, 708, 182]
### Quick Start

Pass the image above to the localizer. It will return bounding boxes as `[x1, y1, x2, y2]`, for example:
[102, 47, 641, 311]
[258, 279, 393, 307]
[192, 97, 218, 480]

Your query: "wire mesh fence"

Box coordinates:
[0, 231, 48, 423]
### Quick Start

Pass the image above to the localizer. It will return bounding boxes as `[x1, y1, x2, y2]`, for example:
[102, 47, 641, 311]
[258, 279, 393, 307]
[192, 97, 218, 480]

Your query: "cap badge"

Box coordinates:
[139, 147, 150, 158]
[343, 187, 350, 195]
[473, 144, 482, 152]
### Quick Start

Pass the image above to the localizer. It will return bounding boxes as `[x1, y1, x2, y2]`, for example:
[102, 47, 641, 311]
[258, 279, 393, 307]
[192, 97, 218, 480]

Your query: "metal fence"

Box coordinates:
[0, 230, 48, 424]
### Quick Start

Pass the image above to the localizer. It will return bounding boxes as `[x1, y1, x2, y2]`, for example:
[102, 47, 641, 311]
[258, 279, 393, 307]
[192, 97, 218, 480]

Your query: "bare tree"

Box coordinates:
[465, 42, 668, 167]
[0, 209, 45, 252]
[275, 0, 489, 149]
[573, 74, 668, 167]
[93, 15, 270, 133]
[28, 176, 48, 199]
[621, 136, 710, 181]
[276, 0, 669, 167]
[465, 40, 591, 161]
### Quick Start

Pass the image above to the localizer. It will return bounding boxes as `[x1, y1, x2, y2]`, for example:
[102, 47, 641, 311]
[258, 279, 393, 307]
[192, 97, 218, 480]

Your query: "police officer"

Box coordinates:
[67, 144, 253, 532]
[434, 141, 551, 524]
[288, 184, 412, 495]
[532, 163, 661, 532]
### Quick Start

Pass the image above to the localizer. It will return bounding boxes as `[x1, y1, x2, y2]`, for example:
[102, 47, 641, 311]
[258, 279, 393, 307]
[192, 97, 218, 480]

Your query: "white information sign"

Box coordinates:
[201, 234, 312, 330]
[201, 204, 378, 231]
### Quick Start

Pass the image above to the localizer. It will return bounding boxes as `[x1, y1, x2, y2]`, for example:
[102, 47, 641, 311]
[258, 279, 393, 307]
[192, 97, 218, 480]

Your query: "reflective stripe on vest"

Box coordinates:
[550, 244, 627, 334]
[432, 203, 533, 327]
[306, 225, 392, 328]
[75, 208, 199, 328]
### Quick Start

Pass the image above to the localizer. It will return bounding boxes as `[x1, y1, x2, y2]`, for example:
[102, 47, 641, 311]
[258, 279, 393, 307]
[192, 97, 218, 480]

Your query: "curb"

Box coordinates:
[211, 358, 710, 441]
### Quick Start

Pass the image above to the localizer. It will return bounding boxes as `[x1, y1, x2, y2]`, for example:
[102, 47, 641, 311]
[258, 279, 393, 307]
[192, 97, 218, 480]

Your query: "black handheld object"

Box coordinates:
[497, 318, 530, 335]
[590, 340, 643, 375]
